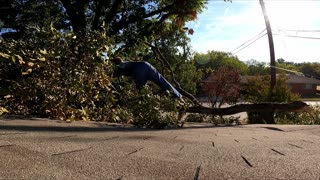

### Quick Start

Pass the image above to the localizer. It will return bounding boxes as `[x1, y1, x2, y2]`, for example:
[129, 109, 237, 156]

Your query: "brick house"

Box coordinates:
[241, 74, 320, 97]
[285, 74, 320, 96]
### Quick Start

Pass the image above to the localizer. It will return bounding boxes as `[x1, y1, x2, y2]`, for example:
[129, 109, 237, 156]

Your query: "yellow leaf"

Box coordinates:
[11, 56, 16, 62]
[4, 95, 13, 99]
[40, 49, 47, 54]
[22, 69, 32, 75]
[27, 62, 34, 67]
[19, 59, 25, 64]
[38, 57, 46, 61]
[0, 107, 8, 115]
[16, 55, 25, 64]
[0, 52, 10, 59]
[1, 107, 8, 112]
[82, 116, 90, 121]
[16, 54, 23, 60]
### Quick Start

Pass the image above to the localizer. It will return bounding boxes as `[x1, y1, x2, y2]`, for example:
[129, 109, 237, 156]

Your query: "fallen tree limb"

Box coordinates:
[142, 42, 310, 116]
[186, 101, 311, 115]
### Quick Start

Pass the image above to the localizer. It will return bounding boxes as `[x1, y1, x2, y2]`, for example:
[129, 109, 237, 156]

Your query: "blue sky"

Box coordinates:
[187, 0, 320, 63]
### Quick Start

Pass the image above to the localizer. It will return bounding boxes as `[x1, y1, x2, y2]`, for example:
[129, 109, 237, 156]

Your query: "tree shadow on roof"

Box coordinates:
[261, 127, 284, 132]
[0, 119, 239, 133]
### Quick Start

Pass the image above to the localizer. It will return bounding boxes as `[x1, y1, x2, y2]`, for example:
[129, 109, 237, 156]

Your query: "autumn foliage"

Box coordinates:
[201, 66, 241, 108]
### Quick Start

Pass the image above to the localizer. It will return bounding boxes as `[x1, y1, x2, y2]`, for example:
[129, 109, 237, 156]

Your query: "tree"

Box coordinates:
[201, 66, 241, 108]
[275, 58, 300, 75]
[242, 74, 299, 124]
[298, 63, 320, 79]
[246, 59, 269, 75]
[1, 0, 207, 39]
[0, 0, 309, 127]
[194, 51, 248, 74]
[147, 29, 202, 94]
[0, 0, 66, 38]
[0, 0, 17, 28]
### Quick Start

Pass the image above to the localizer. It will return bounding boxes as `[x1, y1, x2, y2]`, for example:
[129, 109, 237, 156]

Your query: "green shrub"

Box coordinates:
[115, 84, 185, 128]
[208, 115, 241, 126]
[275, 104, 320, 125]
[184, 113, 206, 122]
[243, 74, 299, 124]
[0, 26, 187, 128]
[0, 27, 116, 121]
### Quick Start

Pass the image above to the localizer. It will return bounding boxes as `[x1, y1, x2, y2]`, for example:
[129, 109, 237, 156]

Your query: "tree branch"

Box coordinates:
[60, 0, 86, 34]
[142, 4, 174, 19]
[186, 101, 311, 116]
[144, 41, 201, 106]
[110, 5, 173, 35]
[92, 0, 109, 31]
[104, 0, 124, 24]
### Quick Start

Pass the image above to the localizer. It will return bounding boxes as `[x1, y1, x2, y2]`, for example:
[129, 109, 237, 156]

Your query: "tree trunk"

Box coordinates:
[60, 0, 87, 34]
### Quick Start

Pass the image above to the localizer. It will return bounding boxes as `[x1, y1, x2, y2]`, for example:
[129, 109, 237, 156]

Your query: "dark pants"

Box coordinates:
[131, 62, 182, 98]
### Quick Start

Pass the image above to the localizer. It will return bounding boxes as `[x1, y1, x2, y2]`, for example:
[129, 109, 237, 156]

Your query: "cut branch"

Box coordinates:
[186, 101, 310, 116]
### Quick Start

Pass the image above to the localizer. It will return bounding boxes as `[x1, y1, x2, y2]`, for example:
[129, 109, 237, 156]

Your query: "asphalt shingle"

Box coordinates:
[0, 118, 320, 179]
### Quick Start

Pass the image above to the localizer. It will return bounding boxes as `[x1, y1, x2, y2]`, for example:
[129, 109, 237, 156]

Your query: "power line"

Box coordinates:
[229, 26, 320, 56]
[231, 29, 266, 53]
[230, 30, 320, 56]
[232, 32, 267, 55]
[273, 33, 320, 40]
[274, 29, 320, 33]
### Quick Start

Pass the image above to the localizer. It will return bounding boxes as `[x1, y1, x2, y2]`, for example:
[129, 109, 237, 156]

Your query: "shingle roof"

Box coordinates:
[286, 74, 320, 84]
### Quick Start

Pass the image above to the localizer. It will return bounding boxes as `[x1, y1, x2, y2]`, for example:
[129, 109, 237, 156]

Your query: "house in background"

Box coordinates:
[285, 74, 320, 97]
[200, 73, 320, 99]
[241, 74, 320, 97]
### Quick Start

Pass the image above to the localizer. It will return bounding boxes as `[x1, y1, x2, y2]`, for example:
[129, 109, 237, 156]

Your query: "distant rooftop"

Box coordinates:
[241, 74, 320, 84]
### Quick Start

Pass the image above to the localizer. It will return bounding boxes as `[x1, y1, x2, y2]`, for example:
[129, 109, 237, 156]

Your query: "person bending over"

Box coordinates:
[111, 57, 182, 98]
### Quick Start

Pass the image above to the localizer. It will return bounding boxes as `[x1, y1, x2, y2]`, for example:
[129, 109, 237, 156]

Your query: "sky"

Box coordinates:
[187, 0, 320, 63]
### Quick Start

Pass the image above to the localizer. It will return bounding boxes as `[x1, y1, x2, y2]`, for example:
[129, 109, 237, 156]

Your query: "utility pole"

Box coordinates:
[259, 0, 276, 124]
[259, 0, 276, 91]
